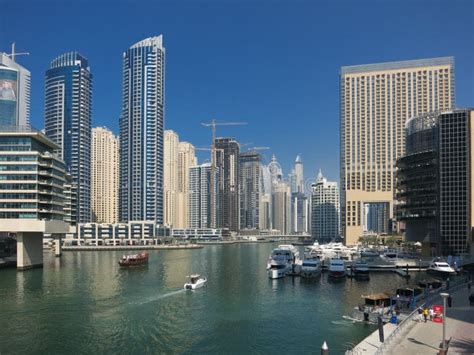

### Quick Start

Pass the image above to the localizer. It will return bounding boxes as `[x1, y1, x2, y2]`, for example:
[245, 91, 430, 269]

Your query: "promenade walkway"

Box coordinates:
[382, 284, 474, 354]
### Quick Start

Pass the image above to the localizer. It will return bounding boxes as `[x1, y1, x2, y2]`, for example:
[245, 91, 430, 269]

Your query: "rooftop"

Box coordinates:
[341, 56, 454, 75]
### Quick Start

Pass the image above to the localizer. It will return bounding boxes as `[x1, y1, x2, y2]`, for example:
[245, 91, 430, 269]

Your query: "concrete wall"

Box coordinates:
[17, 232, 43, 270]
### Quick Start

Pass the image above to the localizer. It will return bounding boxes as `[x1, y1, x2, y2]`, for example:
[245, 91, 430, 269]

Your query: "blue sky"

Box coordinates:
[1, 0, 473, 182]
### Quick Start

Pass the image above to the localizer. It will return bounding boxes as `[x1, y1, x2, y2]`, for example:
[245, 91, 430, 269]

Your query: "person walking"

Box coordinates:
[417, 307, 423, 322]
[448, 295, 452, 308]
[423, 308, 429, 322]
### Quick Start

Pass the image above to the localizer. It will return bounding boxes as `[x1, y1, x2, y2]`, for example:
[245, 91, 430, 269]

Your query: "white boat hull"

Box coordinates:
[268, 268, 286, 279]
[184, 278, 207, 290]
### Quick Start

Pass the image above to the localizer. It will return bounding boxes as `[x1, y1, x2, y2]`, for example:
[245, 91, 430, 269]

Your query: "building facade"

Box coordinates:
[340, 57, 455, 245]
[0, 127, 69, 269]
[215, 137, 240, 232]
[271, 180, 291, 234]
[188, 163, 219, 229]
[91, 127, 119, 223]
[397, 109, 474, 256]
[239, 150, 262, 231]
[120, 36, 165, 223]
[177, 142, 197, 228]
[291, 192, 309, 235]
[0, 52, 30, 127]
[311, 171, 340, 243]
[45, 52, 92, 223]
[163, 130, 179, 227]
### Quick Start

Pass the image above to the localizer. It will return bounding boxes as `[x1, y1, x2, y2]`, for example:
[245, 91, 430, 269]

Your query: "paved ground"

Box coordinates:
[387, 285, 474, 354]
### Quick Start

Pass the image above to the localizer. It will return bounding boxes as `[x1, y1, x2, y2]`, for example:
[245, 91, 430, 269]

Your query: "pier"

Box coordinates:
[348, 278, 474, 354]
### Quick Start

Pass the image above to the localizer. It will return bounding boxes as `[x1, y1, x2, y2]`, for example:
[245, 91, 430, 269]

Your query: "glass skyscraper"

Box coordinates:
[45, 52, 92, 223]
[0, 53, 30, 127]
[120, 36, 165, 223]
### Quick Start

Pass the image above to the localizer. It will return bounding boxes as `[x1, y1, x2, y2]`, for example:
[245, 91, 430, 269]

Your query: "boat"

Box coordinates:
[418, 279, 443, 290]
[352, 260, 370, 280]
[427, 258, 456, 276]
[352, 293, 393, 322]
[360, 249, 379, 257]
[328, 258, 346, 278]
[267, 253, 289, 279]
[266, 245, 301, 278]
[118, 252, 149, 267]
[300, 255, 322, 278]
[394, 286, 424, 308]
[184, 274, 207, 290]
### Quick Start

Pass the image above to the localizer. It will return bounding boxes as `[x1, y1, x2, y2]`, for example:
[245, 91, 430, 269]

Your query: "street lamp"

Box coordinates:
[440, 292, 449, 352]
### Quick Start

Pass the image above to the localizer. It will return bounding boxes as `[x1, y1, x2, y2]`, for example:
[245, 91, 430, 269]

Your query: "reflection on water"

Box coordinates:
[0, 244, 437, 353]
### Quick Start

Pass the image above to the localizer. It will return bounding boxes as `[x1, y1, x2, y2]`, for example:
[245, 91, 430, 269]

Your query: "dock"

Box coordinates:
[62, 244, 203, 251]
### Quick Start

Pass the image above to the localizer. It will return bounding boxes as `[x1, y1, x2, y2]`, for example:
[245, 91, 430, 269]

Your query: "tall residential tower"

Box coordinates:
[45, 52, 92, 223]
[340, 57, 454, 245]
[120, 36, 165, 223]
[91, 127, 119, 223]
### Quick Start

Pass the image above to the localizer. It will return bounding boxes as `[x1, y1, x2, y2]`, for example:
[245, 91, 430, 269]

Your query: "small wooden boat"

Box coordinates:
[119, 252, 149, 267]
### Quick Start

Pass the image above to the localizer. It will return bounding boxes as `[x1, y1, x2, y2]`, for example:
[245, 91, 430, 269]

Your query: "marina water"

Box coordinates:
[0, 243, 429, 354]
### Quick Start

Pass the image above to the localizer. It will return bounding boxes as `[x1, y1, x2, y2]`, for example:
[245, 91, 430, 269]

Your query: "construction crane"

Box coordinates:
[201, 119, 247, 228]
[5, 43, 30, 62]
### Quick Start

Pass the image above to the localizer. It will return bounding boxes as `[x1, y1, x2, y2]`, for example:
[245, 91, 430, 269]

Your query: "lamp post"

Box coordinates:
[440, 292, 449, 352]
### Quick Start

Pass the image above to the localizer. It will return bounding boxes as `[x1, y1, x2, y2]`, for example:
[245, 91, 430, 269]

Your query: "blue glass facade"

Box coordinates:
[120, 36, 165, 223]
[44, 52, 92, 223]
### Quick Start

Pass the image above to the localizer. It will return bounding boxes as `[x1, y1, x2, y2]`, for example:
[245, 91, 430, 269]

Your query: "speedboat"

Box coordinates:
[184, 274, 207, 290]
[328, 258, 346, 278]
[427, 259, 456, 276]
[300, 255, 322, 278]
[353, 260, 370, 280]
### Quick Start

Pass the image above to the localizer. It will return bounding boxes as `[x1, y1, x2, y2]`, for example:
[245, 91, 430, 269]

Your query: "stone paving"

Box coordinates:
[386, 285, 474, 354]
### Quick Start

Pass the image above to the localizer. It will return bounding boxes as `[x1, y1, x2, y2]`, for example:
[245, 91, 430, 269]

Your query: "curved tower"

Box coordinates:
[120, 36, 165, 223]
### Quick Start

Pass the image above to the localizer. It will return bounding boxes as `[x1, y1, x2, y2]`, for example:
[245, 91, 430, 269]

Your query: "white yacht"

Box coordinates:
[328, 258, 346, 278]
[266, 245, 301, 279]
[352, 260, 370, 280]
[301, 255, 322, 278]
[278, 244, 302, 275]
[184, 274, 207, 290]
[267, 254, 289, 279]
[427, 259, 456, 276]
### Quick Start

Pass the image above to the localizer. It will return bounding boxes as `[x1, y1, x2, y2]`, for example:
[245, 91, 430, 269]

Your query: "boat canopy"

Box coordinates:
[362, 293, 391, 301]
[187, 274, 201, 278]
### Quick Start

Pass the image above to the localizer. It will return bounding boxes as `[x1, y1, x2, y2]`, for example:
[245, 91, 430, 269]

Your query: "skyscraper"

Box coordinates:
[340, 57, 454, 245]
[45, 52, 92, 223]
[177, 141, 197, 228]
[215, 137, 240, 232]
[188, 163, 219, 229]
[272, 180, 291, 235]
[291, 192, 309, 235]
[91, 127, 119, 223]
[239, 150, 263, 230]
[164, 130, 179, 227]
[311, 170, 340, 243]
[294, 154, 304, 193]
[120, 36, 165, 223]
[0, 52, 30, 127]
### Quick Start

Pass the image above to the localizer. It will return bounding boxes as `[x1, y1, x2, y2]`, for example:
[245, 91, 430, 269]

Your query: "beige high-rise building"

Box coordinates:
[177, 142, 197, 228]
[340, 57, 454, 245]
[164, 130, 179, 227]
[271, 181, 291, 235]
[91, 127, 119, 223]
[164, 130, 197, 228]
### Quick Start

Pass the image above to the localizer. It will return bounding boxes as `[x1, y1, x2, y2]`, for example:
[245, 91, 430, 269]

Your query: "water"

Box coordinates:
[0, 243, 427, 354]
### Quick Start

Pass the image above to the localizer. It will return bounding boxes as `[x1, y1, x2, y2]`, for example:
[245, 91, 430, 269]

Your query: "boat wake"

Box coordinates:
[132, 289, 186, 306]
[332, 316, 364, 325]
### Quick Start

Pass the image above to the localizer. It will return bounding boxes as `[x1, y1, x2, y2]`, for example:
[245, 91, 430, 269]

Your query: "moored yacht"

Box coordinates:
[427, 259, 456, 276]
[328, 258, 346, 278]
[267, 253, 289, 279]
[300, 255, 322, 278]
[353, 260, 370, 280]
[278, 244, 302, 275]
